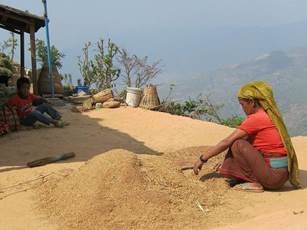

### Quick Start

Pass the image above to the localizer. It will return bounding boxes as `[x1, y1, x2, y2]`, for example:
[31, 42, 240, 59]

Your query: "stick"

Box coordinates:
[180, 166, 194, 171]
[27, 152, 75, 168]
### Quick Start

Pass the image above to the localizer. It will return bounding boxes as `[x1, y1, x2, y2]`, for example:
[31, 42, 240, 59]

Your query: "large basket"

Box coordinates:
[139, 85, 160, 110]
[38, 65, 64, 95]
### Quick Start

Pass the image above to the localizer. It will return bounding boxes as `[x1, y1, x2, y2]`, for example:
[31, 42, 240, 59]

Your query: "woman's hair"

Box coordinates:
[17, 77, 30, 90]
[238, 97, 261, 108]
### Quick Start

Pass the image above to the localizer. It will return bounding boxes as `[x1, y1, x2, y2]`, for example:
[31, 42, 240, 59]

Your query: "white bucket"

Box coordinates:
[126, 87, 142, 107]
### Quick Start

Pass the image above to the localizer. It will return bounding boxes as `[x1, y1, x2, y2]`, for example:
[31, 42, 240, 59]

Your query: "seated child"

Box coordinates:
[8, 77, 67, 128]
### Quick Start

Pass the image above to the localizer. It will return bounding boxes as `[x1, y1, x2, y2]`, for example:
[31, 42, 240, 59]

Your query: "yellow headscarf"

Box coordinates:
[237, 81, 300, 188]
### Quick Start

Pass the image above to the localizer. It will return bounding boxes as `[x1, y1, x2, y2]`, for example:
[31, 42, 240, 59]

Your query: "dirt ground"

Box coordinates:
[0, 106, 306, 230]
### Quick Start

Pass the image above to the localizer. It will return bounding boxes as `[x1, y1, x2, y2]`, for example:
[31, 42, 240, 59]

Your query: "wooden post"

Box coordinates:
[20, 31, 25, 78]
[29, 24, 38, 95]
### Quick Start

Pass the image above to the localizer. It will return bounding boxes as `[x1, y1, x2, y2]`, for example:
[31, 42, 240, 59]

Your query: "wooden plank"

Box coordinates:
[0, 5, 45, 33]
[29, 24, 38, 95]
[0, 10, 8, 22]
[0, 11, 42, 33]
[0, 23, 21, 34]
[0, 10, 32, 26]
[20, 31, 25, 78]
[0, 4, 45, 22]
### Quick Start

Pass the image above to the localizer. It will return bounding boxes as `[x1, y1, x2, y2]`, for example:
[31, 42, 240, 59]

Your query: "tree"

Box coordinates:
[1, 32, 18, 61]
[117, 49, 162, 88]
[91, 39, 121, 90]
[117, 49, 138, 87]
[78, 38, 162, 90]
[78, 39, 121, 90]
[134, 56, 162, 88]
[36, 39, 65, 69]
[78, 42, 94, 86]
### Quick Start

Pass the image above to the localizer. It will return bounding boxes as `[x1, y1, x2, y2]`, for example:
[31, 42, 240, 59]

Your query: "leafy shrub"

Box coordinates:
[159, 93, 244, 128]
[220, 115, 244, 128]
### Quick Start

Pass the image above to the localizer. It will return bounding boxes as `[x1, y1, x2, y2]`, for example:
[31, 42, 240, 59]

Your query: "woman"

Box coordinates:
[193, 81, 300, 192]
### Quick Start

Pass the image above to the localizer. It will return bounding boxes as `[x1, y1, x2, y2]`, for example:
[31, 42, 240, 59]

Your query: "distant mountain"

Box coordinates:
[56, 20, 307, 81]
[158, 48, 307, 136]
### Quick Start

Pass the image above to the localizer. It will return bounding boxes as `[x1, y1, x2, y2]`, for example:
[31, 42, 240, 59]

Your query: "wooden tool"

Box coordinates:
[27, 152, 75, 168]
[180, 166, 194, 171]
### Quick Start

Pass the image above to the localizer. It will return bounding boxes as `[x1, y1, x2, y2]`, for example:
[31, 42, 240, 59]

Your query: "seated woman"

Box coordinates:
[193, 81, 300, 192]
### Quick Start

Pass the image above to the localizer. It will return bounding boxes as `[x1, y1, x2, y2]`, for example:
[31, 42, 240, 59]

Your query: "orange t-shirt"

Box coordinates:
[238, 108, 287, 154]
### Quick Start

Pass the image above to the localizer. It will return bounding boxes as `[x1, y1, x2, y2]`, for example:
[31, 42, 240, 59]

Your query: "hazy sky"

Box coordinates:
[1, 0, 307, 79]
[2, 1, 307, 29]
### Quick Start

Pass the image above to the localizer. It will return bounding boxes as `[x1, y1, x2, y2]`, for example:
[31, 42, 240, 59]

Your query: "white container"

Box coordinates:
[126, 87, 142, 107]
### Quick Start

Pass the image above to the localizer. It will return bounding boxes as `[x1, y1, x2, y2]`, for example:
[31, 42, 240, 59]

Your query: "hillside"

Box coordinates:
[159, 48, 307, 136]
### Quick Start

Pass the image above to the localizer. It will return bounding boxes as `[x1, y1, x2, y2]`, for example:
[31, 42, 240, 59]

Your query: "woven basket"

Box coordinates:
[139, 85, 160, 110]
[38, 65, 64, 95]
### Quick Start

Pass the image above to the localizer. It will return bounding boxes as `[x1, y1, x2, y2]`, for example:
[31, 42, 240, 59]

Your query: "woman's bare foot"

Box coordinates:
[233, 182, 264, 193]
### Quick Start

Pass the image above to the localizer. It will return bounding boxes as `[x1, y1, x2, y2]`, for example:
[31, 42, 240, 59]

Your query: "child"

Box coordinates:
[8, 77, 67, 128]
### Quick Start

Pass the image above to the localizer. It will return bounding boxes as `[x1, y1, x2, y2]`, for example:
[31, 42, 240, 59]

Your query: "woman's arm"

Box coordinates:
[193, 128, 248, 175]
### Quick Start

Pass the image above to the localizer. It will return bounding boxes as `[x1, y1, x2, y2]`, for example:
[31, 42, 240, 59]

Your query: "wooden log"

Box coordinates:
[27, 152, 76, 168]
[29, 24, 38, 95]
[92, 88, 113, 103]
[20, 31, 25, 78]
[102, 100, 120, 108]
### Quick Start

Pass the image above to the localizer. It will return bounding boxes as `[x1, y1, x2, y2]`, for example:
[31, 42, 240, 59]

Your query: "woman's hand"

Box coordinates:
[192, 130, 248, 176]
[193, 158, 204, 175]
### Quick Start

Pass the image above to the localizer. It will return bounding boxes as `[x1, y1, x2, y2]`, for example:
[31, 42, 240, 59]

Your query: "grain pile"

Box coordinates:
[37, 147, 229, 230]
